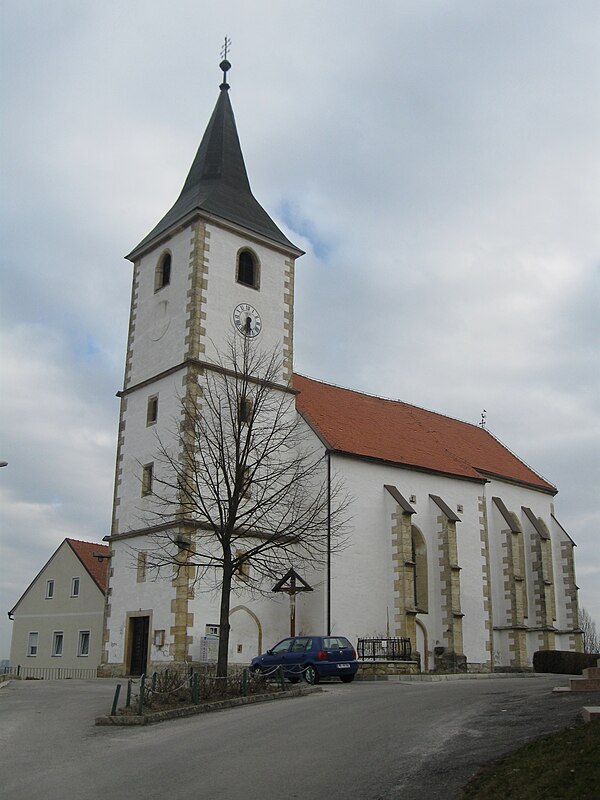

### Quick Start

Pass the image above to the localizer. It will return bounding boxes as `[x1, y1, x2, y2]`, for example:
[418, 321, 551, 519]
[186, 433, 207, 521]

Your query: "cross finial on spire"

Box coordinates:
[220, 36, 232, 88]
[221, 36, 231, 60]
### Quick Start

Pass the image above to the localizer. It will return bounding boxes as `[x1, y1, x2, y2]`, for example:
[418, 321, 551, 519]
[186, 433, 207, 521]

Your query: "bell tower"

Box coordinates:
[101, 58, 303, 675]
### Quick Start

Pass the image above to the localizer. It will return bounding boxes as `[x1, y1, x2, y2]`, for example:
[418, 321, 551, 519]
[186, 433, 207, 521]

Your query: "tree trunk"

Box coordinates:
[217, 567, 233, 677]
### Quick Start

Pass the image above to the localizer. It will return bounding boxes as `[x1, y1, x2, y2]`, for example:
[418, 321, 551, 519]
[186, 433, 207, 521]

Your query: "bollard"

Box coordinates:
[137, 674, 145, 715]
[277, 665, 285, 691]
[241, 668, 248, 697]
[152, 671, 157, 692]
[193, 672, 199, 705]
[111, 684, 122, 716]
[126, 679, 132, 708]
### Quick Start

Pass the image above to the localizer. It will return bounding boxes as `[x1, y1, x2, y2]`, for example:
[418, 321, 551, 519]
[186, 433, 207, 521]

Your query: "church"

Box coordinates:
[100, 58, 582, 677]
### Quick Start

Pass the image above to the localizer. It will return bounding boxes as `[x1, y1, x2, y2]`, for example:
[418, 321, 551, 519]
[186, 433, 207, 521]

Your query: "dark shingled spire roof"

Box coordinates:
[128, 65, 300, 259]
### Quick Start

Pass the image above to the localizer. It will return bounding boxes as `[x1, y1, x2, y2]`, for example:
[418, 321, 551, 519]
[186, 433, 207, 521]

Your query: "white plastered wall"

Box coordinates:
[326, 455, 491, 668]
[201, 223, 290, 382]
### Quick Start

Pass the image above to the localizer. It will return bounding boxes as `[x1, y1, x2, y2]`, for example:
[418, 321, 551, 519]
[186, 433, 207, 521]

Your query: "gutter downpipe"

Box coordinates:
[327, 450, 331, 636]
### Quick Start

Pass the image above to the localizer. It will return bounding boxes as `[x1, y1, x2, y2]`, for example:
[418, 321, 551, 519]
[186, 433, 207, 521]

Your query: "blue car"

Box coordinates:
[250, 635, 359, 684]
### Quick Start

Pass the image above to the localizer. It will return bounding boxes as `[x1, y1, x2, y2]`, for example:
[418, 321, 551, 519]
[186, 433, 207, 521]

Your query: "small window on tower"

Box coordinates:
[146, 395, 159, 426]
[242, 466, 252, 498]
[142, 463, 154, 496]
[155, 251, 172, 292]
[137, 551, 147, 583]
[239, 397, 253, 425]
[237, 249, 259, 289]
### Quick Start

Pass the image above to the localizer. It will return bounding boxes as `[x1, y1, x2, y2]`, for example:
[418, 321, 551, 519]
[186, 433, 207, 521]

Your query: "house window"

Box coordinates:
[236, 249, 259, 289]
[78, 631, 90, 657]
[142, 463, 154, 496]
[153, 630, 165, 647]
[71, 577, 80, 597]
[205, 624, 220, 636]
[155, 251, 172, 291]
[146, 395, 159, 426]
[52, 632, 64, 657]
[28, 632, 38, 657]
[46, 580, 54, 599]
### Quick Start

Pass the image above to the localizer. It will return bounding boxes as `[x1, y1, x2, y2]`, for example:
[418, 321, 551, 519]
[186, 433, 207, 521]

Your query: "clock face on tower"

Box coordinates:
[232, 303, 262, 338]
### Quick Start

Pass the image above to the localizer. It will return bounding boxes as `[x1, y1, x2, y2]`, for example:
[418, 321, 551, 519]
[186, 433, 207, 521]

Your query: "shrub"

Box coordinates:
[533, 650, 599, 675]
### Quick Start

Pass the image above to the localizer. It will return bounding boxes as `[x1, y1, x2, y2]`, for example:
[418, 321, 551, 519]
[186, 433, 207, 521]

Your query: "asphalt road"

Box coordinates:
[0, 675, 593, 799]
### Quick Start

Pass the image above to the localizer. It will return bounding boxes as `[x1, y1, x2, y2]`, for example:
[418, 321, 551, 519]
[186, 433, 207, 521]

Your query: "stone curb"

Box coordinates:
[357, 672, 569, 682]
[95, 685, 322, 726]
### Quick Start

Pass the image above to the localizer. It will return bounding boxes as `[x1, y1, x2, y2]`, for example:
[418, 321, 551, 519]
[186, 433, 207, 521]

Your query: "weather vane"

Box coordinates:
[220, 36, 232, 85]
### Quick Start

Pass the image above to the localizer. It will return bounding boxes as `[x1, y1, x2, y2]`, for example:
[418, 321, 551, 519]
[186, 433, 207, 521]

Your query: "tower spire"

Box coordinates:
[127, 44, 302, 260]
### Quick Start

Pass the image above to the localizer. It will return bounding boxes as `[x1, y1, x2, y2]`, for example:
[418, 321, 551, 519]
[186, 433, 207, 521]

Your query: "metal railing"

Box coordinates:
[8, 665, 99, 680]
[357, 637, 412, 661]
[108, 665, 291, 716]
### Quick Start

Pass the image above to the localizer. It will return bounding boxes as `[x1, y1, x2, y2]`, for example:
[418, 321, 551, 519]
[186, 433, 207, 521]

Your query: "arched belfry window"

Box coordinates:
[411, 525, 428, 613]
[155, 251, 172, 292]
[237, 249, 260, 289]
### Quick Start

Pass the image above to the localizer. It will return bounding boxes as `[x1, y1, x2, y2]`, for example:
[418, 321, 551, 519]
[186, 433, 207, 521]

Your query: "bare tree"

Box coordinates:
[579, 607, 600, 654]
[140, 337, 349, 676]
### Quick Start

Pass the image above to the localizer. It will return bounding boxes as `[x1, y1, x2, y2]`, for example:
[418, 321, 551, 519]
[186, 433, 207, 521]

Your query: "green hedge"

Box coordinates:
[533, 650, 599, 674]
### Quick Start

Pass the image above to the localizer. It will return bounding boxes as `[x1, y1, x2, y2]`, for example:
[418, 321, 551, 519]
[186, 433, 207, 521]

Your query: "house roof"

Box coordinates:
[66, 539, 110, 593]
[293, 374, 556, 494]
[128, 62, 302, 259]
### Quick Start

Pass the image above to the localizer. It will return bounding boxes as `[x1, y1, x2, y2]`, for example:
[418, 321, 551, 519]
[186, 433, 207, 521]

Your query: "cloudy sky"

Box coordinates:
[1, 1, 599, 660]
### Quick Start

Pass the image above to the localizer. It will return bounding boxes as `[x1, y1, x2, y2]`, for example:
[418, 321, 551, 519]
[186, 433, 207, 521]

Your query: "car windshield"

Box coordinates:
[323, 637, 352, 649]
[271, 638, 294, 654]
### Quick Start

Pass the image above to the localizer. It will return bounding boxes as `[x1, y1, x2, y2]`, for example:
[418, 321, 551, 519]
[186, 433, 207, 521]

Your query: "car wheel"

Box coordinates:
[250, 665, 262, 675]
[304, 664, 320, 684]
[340, 674, 355, 683]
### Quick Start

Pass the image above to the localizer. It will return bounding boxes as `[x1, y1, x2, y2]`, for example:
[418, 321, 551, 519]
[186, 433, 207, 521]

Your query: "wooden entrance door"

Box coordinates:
[129, 616, 149, 675]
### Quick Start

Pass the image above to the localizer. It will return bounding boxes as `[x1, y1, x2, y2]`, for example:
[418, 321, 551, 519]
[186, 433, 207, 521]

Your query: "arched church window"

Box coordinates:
[411, 525, 428, 613]
[155, 251, 172, 292]
[237, 249, 260, 289]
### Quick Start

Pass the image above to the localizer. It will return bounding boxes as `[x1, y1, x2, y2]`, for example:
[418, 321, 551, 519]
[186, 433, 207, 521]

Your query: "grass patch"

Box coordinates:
[461, 720, 600, 799]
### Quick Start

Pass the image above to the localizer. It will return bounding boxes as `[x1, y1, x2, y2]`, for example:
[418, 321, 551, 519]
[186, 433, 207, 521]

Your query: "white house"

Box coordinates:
[9, 538, 109, 676]
[99, 58, 581, 677]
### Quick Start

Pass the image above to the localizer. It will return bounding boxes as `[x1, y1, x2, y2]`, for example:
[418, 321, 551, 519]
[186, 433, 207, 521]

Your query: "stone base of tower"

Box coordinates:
[433, 647, 467, 673]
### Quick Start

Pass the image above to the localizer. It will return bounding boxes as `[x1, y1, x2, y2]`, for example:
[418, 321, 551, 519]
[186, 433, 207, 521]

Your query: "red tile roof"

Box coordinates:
[293, 374, 556, 494]
[66, 539, 110, 593]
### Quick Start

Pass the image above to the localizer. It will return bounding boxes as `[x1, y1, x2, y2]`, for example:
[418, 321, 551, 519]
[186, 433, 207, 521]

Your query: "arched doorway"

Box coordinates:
[228, 606, 262, 663]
